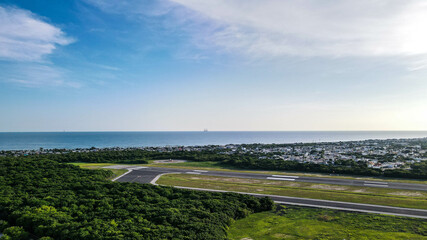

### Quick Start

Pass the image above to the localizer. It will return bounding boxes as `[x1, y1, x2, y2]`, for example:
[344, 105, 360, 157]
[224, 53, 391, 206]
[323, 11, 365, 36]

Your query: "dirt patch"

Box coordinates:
[388, 192, 424, 197]
[263, 181, 302, 187]
[102, 165, 130, 169]
[317, 214, 338, 222]
[352, 189, 370, 193]
[309, 184, 348, 191]
[273, 233, 294, 238]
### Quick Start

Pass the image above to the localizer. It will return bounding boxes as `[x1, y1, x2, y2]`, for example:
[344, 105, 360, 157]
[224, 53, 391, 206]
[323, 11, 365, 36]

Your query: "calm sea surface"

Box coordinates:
[0, 131, 426, 150]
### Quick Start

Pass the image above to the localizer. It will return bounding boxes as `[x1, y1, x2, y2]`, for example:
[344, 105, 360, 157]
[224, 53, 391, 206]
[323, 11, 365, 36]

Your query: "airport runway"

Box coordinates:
[113, 166, 427, 218]
[114, 166, 427, 191]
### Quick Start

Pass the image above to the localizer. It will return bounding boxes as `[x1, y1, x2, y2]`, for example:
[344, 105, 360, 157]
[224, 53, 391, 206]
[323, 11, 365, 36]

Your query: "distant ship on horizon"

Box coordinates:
[203, 128, 208, 132]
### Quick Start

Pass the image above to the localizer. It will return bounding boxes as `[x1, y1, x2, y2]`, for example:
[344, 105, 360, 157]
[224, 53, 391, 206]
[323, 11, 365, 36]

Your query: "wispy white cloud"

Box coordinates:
[84, 0, 175, 17]
[0, 5, 79, 88]
[0, 63, 81, 88]
[170, 0, 427, 59]
[85, 0, 427, 68]
[92, 63, 121, 71]
[0, 5, 74, 61]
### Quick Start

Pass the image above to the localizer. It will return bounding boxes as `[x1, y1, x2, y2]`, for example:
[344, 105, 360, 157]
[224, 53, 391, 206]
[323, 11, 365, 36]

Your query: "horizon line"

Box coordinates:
[1, 130, 427, 133]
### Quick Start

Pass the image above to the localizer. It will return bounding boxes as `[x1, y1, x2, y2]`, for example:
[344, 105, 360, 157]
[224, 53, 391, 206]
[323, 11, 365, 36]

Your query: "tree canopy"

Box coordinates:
[0, 157, 273, 239]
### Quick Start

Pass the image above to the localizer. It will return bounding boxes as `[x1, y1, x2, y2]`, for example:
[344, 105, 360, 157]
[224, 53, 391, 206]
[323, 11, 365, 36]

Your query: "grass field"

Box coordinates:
[157, 174, 427, 209]
[227, 206, 427, 240]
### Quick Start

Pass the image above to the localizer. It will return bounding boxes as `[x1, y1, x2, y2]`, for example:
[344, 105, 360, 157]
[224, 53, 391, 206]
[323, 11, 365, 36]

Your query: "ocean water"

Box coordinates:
[0, 131, 426, 150]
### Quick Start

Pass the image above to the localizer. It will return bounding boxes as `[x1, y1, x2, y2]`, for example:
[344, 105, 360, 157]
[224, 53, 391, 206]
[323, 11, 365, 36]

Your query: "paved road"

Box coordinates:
[113, 166, 427, 218]
[115, 166, 427, 191]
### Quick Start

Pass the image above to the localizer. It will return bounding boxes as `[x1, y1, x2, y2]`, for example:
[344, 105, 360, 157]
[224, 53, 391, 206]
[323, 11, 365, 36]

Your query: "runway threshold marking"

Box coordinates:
[267, 177, 295, 181]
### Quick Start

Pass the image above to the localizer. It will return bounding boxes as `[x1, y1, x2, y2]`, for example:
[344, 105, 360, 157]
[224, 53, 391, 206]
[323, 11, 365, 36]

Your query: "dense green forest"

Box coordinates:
[16, 148, 427, 179]
[20, 149, 224, 164]
[25, 149, 151, 164]
[0, 157, 273, 239]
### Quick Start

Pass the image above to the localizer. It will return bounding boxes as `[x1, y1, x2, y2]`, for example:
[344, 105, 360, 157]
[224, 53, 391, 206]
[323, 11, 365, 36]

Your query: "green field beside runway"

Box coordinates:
[157, 174, 427, 209]
[227, 206, 427, 240]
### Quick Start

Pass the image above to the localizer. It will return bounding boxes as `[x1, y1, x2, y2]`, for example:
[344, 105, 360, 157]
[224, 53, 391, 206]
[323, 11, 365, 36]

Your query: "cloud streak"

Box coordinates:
[170, 0, 427, 59]
[0, 5, 74, 61]
[0, 63, 81, 88]
[84, 0, 175, 17]
[86, 0, 427, 68]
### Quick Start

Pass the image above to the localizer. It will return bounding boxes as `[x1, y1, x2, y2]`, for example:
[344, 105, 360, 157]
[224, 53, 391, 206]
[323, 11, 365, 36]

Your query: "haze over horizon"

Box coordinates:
[1, 0, 427, 132]
[2, 130, 427, 133]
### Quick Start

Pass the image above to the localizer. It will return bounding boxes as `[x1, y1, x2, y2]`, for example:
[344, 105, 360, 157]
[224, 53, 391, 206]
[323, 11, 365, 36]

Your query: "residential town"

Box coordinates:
[2, 138, 427, 170]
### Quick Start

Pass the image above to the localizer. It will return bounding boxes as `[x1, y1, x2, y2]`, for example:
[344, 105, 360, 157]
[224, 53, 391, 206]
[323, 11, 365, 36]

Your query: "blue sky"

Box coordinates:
[1, 0, 427, 131]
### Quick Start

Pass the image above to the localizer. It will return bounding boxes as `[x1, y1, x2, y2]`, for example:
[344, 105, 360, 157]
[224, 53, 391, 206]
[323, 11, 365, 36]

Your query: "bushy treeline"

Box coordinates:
[0, 157, 273, 240]
[24, 149, 227, 164]
[26, 150, 151, 164]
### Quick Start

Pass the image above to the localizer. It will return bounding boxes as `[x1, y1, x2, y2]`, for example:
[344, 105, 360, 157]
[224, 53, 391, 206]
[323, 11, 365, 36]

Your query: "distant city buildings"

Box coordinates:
[2, 138, 426, 170]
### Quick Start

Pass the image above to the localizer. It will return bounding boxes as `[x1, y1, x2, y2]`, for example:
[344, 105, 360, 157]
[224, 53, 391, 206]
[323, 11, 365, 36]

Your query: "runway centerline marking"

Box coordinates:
[364, 183, 389, 187]
[364, 181, 388, 185]
[267, 177, 295, 181]
[272, 175, 299, 178]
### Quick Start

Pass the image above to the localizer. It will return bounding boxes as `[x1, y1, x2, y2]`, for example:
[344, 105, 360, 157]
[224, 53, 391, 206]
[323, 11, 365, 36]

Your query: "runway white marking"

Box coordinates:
[272, 175, 299, 178]
[193, 170, 208, 172]
[364, 183, 389, 187]
[364, 181, 388, 185]
[186, 172, 201, 175]
[267, 177, 295, 181]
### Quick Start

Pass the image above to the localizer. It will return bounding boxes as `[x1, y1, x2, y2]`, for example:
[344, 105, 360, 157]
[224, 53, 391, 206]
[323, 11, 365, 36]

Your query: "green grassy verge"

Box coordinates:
[70, 163, 117, 168]
[146, 160, 427, 184]
[227, 206, 427, 240]
[157, 174, 427, 209]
